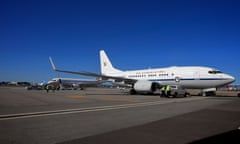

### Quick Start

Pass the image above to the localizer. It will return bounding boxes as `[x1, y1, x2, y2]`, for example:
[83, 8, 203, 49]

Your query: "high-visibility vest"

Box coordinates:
[166, 85, 171, 91]
[161, 86, 165, 91]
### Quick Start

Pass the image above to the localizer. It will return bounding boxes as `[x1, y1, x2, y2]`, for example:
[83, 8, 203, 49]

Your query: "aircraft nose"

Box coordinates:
[227, 75, 235, 83]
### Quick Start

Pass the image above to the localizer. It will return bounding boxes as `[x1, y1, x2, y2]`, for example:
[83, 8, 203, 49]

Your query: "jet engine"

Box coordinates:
[130, 80, 160, 94]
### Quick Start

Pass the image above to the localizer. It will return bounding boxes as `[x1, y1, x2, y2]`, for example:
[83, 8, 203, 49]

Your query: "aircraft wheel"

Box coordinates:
[173, 92, 178, 98]
[129, 89, 136, 95]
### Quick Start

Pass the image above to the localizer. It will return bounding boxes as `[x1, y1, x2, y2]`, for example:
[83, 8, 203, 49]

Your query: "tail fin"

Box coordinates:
[100, 50, 122, 75]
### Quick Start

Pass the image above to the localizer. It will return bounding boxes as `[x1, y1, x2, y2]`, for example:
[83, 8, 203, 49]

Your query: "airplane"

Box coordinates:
[49, 50, 235, 96]
[25, 81, 46, 90]
[47, 77, 104, 90]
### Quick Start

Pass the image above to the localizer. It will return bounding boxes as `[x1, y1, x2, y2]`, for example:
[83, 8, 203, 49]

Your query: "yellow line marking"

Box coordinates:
[66, 96, 86, 99]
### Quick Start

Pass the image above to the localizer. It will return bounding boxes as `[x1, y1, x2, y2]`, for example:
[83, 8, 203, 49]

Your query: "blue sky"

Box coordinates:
[0, 0, 239, 84]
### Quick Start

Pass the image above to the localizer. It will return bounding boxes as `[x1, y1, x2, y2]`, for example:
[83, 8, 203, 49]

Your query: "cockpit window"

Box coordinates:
[208, 70, 222, 74]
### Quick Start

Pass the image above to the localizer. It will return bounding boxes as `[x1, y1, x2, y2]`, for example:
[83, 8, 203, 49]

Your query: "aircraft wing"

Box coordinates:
[49, 57, 136, 84]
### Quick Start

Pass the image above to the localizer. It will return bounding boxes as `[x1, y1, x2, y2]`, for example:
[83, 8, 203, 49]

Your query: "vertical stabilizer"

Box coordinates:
[100, 50, 122, 75]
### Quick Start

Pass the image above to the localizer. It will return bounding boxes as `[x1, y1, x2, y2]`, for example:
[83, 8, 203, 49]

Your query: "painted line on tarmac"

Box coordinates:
[65, 95, 141, 102]
[65, 96, 86, 99]
[0, 97, 207, 121]
[94, 96, 142, 103]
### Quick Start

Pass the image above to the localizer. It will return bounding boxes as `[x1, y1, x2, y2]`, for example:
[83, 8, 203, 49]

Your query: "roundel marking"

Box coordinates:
[175, 76, 180, 82]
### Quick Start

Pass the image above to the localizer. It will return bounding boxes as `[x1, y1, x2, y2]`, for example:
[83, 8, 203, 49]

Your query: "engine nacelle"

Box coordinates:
[133, 80, 160, 93]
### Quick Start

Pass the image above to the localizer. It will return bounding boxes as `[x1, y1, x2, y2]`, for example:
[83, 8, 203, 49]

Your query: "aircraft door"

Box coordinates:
[194, 71, 200, 80]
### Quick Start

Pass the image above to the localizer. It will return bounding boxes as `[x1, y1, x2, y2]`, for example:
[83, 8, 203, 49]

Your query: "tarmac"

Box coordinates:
[0, 87, 239, 144]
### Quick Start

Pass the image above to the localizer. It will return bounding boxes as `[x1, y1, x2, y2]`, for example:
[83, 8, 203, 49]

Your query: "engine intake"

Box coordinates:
[133, 80, 160, 93]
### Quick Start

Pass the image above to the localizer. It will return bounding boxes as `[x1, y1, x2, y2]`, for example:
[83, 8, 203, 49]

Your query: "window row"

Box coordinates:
[128, 73, 169, 78]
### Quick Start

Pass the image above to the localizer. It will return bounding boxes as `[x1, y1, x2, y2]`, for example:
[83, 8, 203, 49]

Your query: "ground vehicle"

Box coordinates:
[170, 85, 189, 97]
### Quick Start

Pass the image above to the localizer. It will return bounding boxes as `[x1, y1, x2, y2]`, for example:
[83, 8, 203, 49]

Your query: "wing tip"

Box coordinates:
[49, 56, 57, 71]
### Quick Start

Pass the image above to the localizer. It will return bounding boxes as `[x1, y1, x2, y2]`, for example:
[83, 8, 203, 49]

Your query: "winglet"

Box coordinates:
[49, 56, 57, 71]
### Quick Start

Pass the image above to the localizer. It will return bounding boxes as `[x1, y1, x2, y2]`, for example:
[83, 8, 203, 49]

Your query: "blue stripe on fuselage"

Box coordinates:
[149, 78, 230, 82]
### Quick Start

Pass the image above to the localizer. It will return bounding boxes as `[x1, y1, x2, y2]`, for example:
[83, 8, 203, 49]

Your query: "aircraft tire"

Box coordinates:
[129, 89, 136, 95]
[173, 92, 178, 98]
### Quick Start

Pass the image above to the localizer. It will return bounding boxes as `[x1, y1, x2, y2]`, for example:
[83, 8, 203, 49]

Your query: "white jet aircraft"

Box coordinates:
[49, 50, 235, 95]
[47, 78, 103, 90]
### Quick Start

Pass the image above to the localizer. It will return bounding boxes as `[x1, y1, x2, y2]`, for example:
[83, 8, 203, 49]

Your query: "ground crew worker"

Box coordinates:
[166, 85, 171, 97]
[160, 86, 166, 97]
[45, 85, 49, 93]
